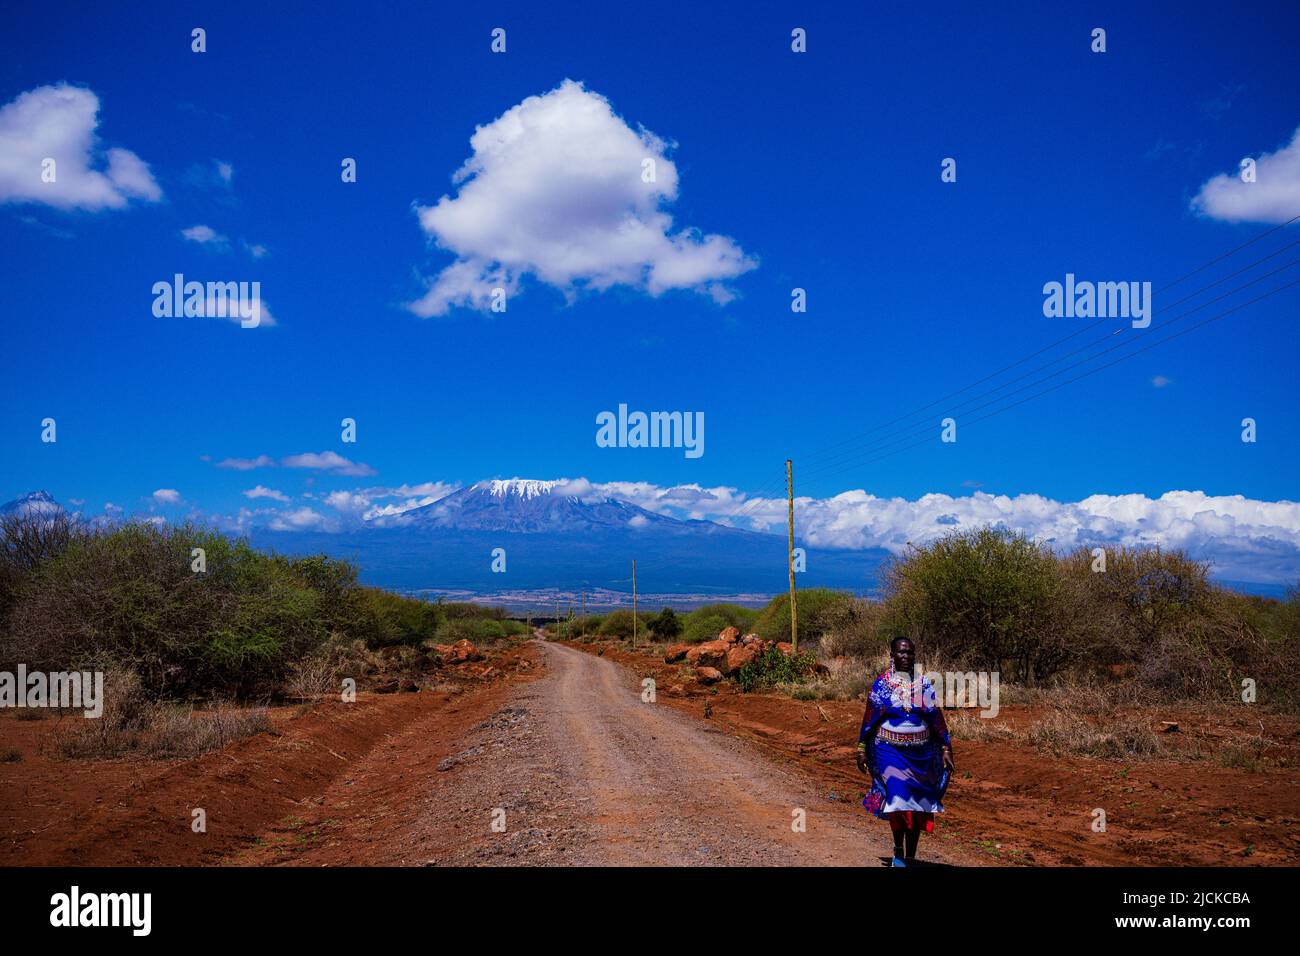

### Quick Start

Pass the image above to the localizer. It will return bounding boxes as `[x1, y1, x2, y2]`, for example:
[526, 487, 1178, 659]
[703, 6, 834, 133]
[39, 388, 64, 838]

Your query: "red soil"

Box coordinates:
[568, 640, 1300, 866]
[0, 645, 537, 866]
[4, 637, 1295, 867]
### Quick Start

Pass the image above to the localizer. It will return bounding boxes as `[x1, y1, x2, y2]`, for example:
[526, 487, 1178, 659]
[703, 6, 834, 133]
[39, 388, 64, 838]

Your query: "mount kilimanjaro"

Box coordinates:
[0, 482, 887, 596]
[256, 478, 887, 595]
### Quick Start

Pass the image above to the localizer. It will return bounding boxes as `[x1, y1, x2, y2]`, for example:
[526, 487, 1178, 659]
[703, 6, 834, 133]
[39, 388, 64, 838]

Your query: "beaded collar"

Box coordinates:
[882, 666, 924, 711]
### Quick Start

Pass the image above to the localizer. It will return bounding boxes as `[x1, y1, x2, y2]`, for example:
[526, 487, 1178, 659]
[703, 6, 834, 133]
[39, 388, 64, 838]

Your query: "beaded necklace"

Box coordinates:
[884, 666, 923, 711]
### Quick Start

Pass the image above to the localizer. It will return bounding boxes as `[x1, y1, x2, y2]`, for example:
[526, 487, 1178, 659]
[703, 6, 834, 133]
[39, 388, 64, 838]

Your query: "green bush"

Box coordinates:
[752, 589, 856, 645]
[736, 646, 819, 693]
[0, 520, 445, 700]
[680, 603, 759, 643]
[598, 609, 653, 640]
[880, 527, 1067, 685]
[648, 607, 683, 640]
[556, 614, 603, 639]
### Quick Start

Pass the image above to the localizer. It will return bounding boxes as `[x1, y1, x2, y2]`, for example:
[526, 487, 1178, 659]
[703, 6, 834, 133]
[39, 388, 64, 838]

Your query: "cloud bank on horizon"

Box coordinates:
[553, 479, 1300, 585]
[88, 476, 1300, 587]
[407, 79, 757, 316]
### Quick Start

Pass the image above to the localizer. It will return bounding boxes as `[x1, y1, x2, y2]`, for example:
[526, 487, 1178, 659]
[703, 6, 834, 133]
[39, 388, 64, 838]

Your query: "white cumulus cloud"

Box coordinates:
[1191, 125, 1300, 224]
[556, 479, 1300, 586]
[408, 79, 756, 316]
[181, 224, 229, 247]
[267, 507, 331, 531]
[243, 485, 289, 502]
[214, 452, 372, 476]
[0, 84, 161, 210]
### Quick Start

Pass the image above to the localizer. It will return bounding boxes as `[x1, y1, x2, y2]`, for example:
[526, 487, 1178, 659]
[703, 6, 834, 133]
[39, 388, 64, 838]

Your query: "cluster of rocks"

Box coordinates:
[374, 639, 491, 693]
[432, 639, 483, 665]
[662, 626, 796, 685]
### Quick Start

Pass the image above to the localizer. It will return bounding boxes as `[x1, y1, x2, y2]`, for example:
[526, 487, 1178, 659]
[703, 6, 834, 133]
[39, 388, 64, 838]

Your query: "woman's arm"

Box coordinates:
[855, 695, 886, 774]
[924, 704, 954, 769]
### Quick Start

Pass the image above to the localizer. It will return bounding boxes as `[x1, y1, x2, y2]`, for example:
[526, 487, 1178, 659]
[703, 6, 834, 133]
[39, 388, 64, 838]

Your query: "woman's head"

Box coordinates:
[889, 636, 915, 671]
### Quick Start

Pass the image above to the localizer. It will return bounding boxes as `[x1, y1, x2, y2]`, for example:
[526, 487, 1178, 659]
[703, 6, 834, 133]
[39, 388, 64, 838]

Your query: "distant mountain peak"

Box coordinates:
[476, 478, 565, 500]
[368, 477, 671, 534]
[0, 490, 64, 517]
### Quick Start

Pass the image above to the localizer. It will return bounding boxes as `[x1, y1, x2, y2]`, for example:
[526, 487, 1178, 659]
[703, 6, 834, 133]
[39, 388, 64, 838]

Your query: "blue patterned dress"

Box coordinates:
[858, 668, 951, 828]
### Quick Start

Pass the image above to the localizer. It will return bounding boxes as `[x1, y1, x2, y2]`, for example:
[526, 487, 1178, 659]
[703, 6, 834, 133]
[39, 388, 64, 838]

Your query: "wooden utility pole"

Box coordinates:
[787, 459, 798, 652]
[632, 559, 638, 646]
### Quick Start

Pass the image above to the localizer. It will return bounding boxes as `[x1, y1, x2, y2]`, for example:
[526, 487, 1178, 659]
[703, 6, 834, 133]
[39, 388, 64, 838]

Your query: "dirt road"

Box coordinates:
[11, 634, 1293, 867]
[488, 640, 952, 866]
[239, 639, 966, 866]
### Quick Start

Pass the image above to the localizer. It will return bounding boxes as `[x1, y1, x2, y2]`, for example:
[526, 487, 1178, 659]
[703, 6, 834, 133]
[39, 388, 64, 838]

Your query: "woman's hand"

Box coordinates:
[942, 747, 955, 773]
[855, 746, 870, 775]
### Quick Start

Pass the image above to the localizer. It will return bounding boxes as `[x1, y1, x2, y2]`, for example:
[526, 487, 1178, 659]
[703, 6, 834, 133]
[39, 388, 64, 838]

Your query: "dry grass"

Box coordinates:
[1028, 709, 1164, 759]
[52, 700, 272, 759]
[946, 710, 1018, 743]
[781, 655, 878, 701]
[48, 668, 272, 759]
[285, 654, 340, 701]
[0, 747, 21, 762]
[1217, 741, 1269, 772]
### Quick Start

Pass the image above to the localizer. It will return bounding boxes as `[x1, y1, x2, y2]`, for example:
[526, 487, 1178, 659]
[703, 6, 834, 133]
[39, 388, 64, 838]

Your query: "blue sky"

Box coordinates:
[2, 1, 1298, 583]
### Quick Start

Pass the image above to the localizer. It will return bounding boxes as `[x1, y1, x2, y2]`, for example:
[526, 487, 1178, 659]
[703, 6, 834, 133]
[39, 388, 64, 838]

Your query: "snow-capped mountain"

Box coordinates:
[371, 478, 682, 534]
[256, 477, 885, 593]
[0, 490, 65, 519]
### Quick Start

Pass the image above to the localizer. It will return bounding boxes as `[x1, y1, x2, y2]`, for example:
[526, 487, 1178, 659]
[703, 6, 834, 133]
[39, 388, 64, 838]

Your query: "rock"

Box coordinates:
[718, 626, 741, 644]
[724, 644, 758, 674]
[667, 684, 685, 696]
[693, 639, 730, 671]
[664, 643, 691, 664]
[373, 680, 398, 694]
[776, 642, 795, 656]
[1160, 721, 1180, 733]
[696, 666, 723, 685]
[399, 677, 420, 693]
[741, 633, 758, 646]
[440, 639, 481, 664]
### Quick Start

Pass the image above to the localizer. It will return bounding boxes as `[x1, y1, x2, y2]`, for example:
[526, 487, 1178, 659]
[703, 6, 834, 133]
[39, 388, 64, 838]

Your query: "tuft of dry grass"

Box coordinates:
[285, 653, 340, 701]
[48, 668, 272, 759]
[1028, 709, 1163, 759]
[946, 710, 1019, 744]
[1216, 741, 1269, 772]
[53, 700, 272, 759]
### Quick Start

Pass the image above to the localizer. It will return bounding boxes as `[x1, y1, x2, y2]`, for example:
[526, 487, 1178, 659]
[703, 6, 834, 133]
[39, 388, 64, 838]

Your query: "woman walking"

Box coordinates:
[856, 636, 954, 866]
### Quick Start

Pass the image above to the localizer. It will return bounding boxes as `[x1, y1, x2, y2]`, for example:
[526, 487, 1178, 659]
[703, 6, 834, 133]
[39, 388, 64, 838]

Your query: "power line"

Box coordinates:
[719, 215, 1300, 521]
[796, 254, 1300, 488]
[794, 236, 1300, 473]
[800, 278, 1300, 487]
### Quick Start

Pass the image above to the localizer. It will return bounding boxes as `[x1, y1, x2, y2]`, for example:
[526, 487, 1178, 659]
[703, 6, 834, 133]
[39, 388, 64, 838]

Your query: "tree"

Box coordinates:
[648, 606, 682, 640]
